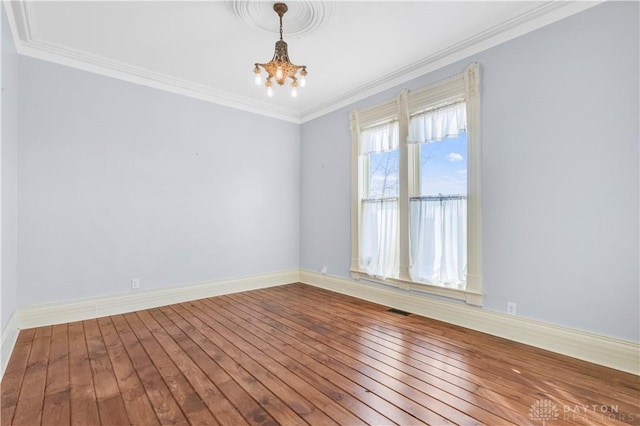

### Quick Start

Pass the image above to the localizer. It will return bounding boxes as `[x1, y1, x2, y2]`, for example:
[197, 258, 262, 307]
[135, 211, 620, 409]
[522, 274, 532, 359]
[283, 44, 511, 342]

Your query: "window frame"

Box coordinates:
[350, 63, 483, 306]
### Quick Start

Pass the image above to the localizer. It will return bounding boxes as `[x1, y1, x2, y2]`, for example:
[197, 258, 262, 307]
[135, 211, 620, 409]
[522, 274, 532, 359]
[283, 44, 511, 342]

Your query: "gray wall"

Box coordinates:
[18, 57, 300, 305]
[300, 1, 639, 342]
[2, 4, 19, 331]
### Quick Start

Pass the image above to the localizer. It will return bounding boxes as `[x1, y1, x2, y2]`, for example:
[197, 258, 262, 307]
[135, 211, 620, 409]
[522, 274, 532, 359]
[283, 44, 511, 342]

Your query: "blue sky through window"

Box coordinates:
[419, 131, 467, 196]
[367, 131, 466, 199]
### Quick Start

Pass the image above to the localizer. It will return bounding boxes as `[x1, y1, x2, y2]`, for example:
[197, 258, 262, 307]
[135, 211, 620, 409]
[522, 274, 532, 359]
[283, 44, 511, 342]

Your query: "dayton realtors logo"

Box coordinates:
[530, 398, 636, 424]
[529, 399, 559, 425]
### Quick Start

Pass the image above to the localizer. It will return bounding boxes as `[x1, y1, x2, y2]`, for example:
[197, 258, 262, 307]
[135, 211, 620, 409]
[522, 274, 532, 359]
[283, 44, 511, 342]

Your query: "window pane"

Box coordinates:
[368, 149, 399, 198]
[419, 132, 467, 196]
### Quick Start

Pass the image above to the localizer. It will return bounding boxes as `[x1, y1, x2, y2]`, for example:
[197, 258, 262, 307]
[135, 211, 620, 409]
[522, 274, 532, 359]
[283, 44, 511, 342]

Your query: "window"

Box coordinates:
[350, 64, 482, 305]
[359, 122, 399, 279]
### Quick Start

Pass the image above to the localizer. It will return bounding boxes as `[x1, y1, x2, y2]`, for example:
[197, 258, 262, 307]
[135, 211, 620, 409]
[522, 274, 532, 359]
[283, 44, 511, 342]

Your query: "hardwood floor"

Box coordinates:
[2, 283, 639, 425]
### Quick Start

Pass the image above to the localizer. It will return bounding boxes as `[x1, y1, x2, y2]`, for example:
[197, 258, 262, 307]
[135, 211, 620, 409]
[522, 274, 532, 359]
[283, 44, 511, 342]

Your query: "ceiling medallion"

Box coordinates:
[226, 0, 335, 38]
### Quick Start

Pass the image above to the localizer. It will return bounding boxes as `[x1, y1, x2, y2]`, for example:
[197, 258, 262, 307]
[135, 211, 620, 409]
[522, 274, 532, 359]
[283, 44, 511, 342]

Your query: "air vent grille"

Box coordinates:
[388, 308, 411, 316]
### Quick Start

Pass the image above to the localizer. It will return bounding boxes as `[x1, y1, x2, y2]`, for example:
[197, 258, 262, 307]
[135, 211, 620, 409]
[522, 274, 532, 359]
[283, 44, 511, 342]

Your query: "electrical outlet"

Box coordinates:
[131, 278, 140, 290]
[507, 302, 517, 316]
[320, 266, 327, 275]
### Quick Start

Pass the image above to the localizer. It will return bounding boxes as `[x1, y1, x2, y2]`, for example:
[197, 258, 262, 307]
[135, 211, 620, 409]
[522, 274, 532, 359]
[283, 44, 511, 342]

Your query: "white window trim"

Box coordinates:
[350, 63, 483, 306]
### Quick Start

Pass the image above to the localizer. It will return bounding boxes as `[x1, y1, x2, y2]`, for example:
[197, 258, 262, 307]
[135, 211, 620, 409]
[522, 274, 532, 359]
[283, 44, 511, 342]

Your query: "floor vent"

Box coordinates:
[388, 308, 411, 316]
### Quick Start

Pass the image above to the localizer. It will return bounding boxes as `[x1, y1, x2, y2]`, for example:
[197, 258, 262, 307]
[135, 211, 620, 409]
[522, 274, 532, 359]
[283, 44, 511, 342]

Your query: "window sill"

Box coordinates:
[349, 269, 483, 306]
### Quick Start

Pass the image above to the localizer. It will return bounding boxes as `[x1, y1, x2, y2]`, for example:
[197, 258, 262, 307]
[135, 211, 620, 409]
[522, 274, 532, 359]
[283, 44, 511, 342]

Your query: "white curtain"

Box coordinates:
[407, 101, 468, 287]
[360, 121, 399, 154]
[409, 197, 467, 286]
[360, 199, 399, 279]
[408, 102, 466, 144]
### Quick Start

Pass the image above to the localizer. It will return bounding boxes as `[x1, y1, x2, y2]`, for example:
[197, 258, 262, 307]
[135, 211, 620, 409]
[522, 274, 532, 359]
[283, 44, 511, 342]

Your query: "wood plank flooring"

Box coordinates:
[2, 283, 639, 425]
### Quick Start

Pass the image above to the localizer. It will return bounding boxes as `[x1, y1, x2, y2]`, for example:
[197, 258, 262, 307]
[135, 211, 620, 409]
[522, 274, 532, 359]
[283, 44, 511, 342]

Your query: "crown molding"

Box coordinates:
[4, 1, 303, 123]
[4, 1, 603, 124]
[299, 0, 604, 122]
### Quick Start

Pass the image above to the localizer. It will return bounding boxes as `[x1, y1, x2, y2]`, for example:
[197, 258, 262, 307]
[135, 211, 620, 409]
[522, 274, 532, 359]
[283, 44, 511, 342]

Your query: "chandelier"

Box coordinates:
[253, 3, 307, 98]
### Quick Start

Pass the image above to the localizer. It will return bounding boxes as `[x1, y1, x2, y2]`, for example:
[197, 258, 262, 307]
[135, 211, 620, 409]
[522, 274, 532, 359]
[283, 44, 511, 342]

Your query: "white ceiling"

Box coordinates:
[6, 1, 600, 122]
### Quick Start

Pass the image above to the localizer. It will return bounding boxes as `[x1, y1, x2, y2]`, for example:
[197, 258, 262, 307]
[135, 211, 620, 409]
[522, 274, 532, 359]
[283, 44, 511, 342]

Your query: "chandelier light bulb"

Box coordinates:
[253, 65, 262, 85]
[299, 75, 306, 87]
[275, 66, 284, 81]
[266, 79, 274, 97]
[291, 86, 298, 97]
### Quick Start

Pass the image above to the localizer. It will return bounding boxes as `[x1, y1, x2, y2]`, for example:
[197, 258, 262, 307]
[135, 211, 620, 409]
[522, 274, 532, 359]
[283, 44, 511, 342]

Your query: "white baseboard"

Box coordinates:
[1, 310, 20, 379]
[3, 269, 638, 379]
[17, 270, 300, 330]
[300, 270, 640, 375]
[0, 270, 297, 380]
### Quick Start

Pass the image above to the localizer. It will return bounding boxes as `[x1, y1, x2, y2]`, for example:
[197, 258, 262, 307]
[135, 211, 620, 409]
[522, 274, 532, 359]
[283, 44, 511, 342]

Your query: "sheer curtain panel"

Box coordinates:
[409, 196, 467, 286]
[360, 121, 399, 154]
[408, 102, 466, 144]
[360, 199, 399, 279]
